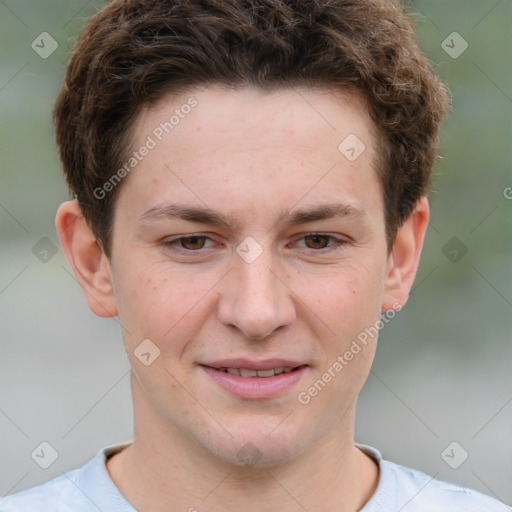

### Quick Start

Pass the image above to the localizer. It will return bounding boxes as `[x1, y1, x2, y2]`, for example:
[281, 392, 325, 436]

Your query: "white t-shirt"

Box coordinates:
[0, 442, 509, 511]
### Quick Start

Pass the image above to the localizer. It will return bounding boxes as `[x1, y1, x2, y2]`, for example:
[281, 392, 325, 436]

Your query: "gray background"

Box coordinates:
[1, 0, 511, 506]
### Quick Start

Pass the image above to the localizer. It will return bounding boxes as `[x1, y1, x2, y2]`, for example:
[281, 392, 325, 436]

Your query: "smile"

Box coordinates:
[213, 367, 296, 378]
[200, 363, 308, 399]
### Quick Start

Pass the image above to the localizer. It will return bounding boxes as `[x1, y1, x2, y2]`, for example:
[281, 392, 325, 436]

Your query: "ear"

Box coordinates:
[382, 196, 430, 311]
[55, 200, 118, 318]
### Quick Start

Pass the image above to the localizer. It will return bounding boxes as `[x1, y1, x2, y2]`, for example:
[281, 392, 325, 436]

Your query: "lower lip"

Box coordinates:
[200, 365, 308, 399]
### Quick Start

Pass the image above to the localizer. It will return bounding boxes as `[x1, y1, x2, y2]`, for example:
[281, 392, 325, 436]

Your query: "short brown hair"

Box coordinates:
[54, 0, 450, 257]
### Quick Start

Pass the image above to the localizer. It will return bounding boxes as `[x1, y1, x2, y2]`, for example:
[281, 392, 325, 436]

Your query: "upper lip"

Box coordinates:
[200, 359, 307, 370]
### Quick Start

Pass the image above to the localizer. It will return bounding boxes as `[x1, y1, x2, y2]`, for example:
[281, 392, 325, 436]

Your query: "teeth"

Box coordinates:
[256, 369, 275, 377]
[273, 367, 294, 375]
[240, 368, 258, 377]
[217, 366, 295, 377]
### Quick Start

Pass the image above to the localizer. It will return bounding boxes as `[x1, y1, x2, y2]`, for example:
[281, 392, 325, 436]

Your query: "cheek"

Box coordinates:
[114, 259, 217, 347]
[304, 266, 383, 391]
[308, 260, 385, 326]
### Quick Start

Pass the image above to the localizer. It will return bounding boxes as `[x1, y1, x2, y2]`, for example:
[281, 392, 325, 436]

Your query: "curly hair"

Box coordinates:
[53, 0, 450, 257]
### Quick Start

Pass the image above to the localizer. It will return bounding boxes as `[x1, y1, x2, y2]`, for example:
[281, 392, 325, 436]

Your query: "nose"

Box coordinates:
[216, 246, 296, 340]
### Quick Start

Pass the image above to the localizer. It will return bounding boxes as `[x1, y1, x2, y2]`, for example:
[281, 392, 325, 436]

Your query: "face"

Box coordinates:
[105, 85, 399, 467]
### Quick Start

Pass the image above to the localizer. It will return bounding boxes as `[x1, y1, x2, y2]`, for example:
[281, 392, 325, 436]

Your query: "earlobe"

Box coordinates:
[382, 197, 430, 311]
[55, 201, 118, 318]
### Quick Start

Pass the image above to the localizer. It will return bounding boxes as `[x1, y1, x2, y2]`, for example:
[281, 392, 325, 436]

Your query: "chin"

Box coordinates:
[201, 424, 310, 469]
[218, 444, 301, 469]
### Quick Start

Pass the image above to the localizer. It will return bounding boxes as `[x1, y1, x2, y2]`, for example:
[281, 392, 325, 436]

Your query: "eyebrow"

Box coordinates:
[137, 202, 367, 231]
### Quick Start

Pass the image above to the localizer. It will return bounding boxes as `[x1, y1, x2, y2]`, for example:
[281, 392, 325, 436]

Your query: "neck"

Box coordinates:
[107, 379, 379, 512]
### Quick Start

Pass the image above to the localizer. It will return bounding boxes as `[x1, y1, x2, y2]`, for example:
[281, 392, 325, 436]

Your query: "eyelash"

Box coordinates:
[162, 233, 348, 255]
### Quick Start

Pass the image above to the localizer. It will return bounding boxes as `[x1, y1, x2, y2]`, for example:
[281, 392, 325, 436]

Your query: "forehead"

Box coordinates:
[118, 85, 383, 228]
[136, 84, 376, 148]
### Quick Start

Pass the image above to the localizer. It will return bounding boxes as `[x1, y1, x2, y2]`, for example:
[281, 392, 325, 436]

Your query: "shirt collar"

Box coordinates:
[86, 441, 394, 511]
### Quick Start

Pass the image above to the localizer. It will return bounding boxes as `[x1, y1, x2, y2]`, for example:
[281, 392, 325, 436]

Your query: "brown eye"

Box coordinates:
[164, 235, 212, 252]
[293, 233, 348, 253]
[175, 235, 207, 250]
[303, 234, 331, 249]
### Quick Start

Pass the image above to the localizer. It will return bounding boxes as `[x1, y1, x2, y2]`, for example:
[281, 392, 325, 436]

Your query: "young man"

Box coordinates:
[1, 0, 509, 511]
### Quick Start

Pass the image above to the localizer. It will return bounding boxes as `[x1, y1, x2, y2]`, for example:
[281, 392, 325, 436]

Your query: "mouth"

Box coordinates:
[203, 366, 299, 378]
[199, 360, 308, 399]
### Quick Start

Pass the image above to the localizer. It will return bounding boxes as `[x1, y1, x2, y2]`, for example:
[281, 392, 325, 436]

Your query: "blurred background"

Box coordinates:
[1, 0, 511, 505]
